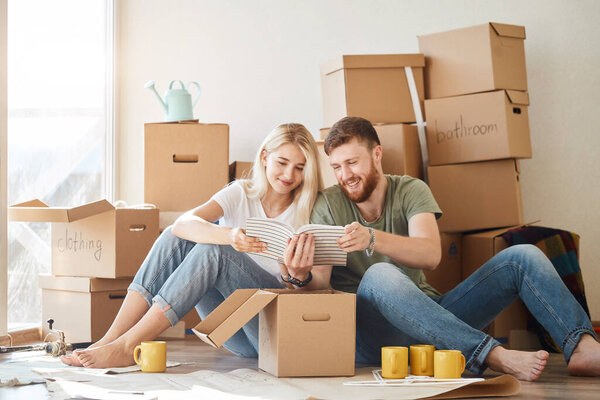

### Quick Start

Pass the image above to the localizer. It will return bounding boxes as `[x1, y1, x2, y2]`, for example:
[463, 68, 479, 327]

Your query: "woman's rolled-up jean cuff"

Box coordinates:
[466, 334, 502, 376]
[152, 294, 181, 327]
[128, 282, 154, 308]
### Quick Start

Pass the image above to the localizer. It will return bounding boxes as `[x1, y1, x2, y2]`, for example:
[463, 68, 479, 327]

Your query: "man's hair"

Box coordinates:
[324, 117, 381, 155]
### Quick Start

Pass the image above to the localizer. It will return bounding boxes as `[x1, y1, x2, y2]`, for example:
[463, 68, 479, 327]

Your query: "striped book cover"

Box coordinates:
[246, 218, 347, 266]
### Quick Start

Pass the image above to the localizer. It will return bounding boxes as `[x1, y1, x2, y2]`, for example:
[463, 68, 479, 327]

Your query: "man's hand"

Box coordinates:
[337, 222, 371, 253]
[229, 228, 267, 253]
[281, 233, 315, 281]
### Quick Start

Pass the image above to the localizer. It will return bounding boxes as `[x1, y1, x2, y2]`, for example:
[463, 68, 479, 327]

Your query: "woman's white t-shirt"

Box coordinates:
[210, 181, 297, 279]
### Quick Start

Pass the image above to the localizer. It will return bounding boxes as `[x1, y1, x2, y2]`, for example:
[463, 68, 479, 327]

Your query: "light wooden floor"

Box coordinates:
[2, 336, 600, 399]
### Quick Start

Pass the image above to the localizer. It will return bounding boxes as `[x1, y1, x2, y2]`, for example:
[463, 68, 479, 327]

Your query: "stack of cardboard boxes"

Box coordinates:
[8, 199, 159, 342]
[418, 23, 539, 346]
[318, 54, 427, 187]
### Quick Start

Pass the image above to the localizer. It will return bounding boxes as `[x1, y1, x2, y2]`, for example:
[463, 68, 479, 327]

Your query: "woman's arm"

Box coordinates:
[171, 200, 266, 253]
[278, 234, 333, 290]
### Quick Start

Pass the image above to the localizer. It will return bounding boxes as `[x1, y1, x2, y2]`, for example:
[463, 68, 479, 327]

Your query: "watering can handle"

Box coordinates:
[168, 80, 186, 90]
[188, 82, 201, 107]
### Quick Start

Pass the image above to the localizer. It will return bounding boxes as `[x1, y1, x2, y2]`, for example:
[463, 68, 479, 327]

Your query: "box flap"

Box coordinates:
[192, 289, 278, 348]
[321, 54, 425, 75]
[505, 90, 529, 106]
[9, 199, 114, 223]
[490, 22, 526, 39]
[38, 274, 131, 292]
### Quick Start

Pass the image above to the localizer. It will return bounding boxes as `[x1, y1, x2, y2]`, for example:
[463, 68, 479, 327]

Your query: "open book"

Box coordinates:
[246, 218, 347, 266]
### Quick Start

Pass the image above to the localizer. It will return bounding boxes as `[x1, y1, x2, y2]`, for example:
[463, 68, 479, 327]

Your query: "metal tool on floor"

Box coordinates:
[0, 318, 92, 357]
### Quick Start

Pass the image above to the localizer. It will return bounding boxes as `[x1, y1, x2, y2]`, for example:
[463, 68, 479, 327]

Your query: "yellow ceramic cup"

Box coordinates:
[434, 350, 465, 379]
[381, 346, 408, 379]
[410, 344, 435, 376]
[133, 341, 167, 372]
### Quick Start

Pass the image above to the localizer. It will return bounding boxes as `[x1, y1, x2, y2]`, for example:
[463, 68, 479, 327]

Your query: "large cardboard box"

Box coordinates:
[193, 289, 356, 377]
[425, 90, 531, 165]
[9, 199, 159, 278]
[462, 225, 531, 345]
[145, 121, 229, 211]
[418, 22, 527, 99]
[428, 160, 523, 232]
[229, 161, 253, 182]
[320, 54, 425, 127]
[39, 275, 130, 342]
[320, 124, 423, 179]
[424, 233, 462, 294]
[316, 142, 338, 188]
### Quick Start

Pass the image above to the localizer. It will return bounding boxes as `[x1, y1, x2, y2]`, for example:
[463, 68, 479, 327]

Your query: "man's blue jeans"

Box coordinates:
[355, 244, 597, 375]
[129, 227, 284, 357]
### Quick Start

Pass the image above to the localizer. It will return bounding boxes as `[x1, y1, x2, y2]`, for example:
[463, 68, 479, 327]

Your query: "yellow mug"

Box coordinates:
[410, 344, 435, 376]
[133, 341, 166, 373]
[381, 346, 408, 379]
[434, 350, 465, 379]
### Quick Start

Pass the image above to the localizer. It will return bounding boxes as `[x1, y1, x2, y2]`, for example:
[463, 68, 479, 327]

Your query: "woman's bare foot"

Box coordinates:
[75, 339, 136, 369]
[60, 336, 117, 367]
[568, 334, 600, 376]
[486, 346, 549, 381]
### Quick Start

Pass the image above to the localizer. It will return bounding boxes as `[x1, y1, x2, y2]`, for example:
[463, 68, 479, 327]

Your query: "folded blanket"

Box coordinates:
[502, 226, 589, 352]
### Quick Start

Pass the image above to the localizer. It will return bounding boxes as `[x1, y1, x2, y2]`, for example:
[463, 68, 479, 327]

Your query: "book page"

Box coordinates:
[298, 225, 346, 266]
[245, 218, 294, 262]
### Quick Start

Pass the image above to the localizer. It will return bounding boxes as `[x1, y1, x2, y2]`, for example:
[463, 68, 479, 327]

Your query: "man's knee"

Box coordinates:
[360, 262, 414, 292]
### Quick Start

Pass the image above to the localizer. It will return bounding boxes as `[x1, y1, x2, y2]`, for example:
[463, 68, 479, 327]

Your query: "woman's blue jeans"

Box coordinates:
[355, 244, 597, 375]
[129, 227, 284, 357]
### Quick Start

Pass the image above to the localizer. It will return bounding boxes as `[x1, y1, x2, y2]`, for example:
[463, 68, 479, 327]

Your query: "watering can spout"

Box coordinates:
[144, 80, 168, 114]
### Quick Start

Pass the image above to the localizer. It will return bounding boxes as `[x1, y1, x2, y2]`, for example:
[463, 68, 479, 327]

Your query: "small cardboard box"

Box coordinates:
[428, 160, 523, 232]
[193, 288, 356, 377]
[425, 90, 531, 166]
[424, 233, 462, 294]
[418, 22, 527, 99]
[9, 199, 159, 278]
[320, 124, 423, 179]
[462, 225, 533, 345]
[229, 161, 253, 182]
[320, 54, 425, 127]
[145, 121, 229, 211]
[39, 274, 130, 342]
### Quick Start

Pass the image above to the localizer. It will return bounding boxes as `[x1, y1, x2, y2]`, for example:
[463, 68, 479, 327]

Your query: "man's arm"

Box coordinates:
[337, 212, 441, 271]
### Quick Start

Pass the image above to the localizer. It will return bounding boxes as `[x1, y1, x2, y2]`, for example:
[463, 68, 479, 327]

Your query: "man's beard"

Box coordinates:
[340, 161, 379, 203]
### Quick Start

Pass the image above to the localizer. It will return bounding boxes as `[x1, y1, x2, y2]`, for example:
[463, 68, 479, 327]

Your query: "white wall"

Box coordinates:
[117, 0, 600, 320]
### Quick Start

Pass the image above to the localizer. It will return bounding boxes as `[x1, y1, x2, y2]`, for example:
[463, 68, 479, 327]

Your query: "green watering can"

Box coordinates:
[145, 80, 201, 122]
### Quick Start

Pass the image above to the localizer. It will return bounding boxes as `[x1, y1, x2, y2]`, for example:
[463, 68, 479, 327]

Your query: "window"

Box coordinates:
[5, 0, 114, 330]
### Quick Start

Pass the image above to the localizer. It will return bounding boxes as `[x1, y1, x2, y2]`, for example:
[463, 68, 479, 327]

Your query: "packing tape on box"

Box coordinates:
[404, 66, 429, 182]
[113, 200, 157, 209]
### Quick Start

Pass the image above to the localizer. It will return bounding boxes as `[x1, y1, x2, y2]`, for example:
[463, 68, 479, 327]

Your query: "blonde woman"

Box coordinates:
[62, 123, 327, 368]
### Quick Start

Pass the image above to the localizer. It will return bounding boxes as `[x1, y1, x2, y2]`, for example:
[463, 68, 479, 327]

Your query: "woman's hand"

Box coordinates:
[336, 222, 371, 253]
[229, 228, 266, 253]
[281, 233, 315, 281]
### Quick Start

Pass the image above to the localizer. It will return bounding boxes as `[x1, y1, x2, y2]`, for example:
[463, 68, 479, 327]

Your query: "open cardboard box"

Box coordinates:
[425, 90, 531, 166]
[9, 199, 159, 278]
[193, 288, 356, 377]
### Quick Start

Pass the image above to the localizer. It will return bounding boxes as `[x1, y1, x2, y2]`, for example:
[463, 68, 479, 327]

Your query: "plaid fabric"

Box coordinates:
[501, 226, 589, 352]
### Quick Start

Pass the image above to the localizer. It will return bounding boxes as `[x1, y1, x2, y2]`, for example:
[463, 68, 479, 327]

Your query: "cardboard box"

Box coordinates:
[193, 288, 356, 377]
[9, 199, 159, 278]
[145, 121, 229, 211]
[428, 160, 523, 232]
[320, 54, 425, 127]
[424, 233, 462, 294]
[229, 161, 253, 182]
[39, 275, 130, 342]
[320, 124, 423, 179]
[418, 22, 527, 99]
[316, 141, 338, 188]
[425, 90, 531, 165]
[462, 225, 532, 344]
[159, 211, 185, 232]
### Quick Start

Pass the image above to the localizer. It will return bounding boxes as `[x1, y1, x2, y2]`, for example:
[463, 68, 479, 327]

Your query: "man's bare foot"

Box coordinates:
[486, 346, 549, 381]
[568, 334, 600, 376]
[76, 339, 136, 369]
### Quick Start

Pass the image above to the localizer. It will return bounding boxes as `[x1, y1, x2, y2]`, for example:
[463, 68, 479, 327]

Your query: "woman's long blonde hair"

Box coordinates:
[240, 123, 323, 227]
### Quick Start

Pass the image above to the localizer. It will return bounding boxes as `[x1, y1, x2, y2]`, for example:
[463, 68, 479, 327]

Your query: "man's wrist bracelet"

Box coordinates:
[365, 227, 375, 257]
[281, 271, 312, 287]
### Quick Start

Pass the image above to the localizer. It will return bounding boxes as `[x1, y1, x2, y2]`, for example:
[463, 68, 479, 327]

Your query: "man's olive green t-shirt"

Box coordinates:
[310, 175, 443, 297]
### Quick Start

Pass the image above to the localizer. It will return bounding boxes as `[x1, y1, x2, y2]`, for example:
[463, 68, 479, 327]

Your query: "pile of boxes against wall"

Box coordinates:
[8, 199, 159, 343]
[418, 22, 567, 348]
